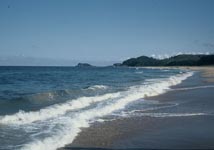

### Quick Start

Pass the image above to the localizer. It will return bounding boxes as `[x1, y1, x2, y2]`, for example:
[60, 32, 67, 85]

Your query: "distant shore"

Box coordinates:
[120, 54, 214, 67]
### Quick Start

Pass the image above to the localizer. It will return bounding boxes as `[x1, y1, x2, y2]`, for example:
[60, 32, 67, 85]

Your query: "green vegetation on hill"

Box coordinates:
[119, 54, 214, 66]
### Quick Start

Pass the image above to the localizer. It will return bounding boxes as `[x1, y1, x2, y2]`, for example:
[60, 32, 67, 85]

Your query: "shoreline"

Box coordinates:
[142, 66, 214, 83]
[61, 66, 214, 150]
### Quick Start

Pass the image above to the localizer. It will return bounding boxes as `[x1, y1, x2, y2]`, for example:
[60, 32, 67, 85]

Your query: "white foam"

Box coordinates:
[115, 103, 179, 117]
[0, 93, 121, 124]
[87, 85, 108, 90]
[20, 71, 193, 150]
[123, 112, 208, 118]
[172, 85, 214, 91]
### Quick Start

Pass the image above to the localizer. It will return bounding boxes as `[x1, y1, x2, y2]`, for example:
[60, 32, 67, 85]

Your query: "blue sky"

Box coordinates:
[0, 0, 213, 65]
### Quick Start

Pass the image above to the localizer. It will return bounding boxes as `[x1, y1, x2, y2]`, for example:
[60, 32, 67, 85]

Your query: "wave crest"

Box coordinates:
[0, 93, 121, 124]
[87, 85, 108, 90]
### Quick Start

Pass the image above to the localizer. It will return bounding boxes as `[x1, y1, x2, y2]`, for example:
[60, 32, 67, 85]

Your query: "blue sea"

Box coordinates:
[0, 66, 193, 150]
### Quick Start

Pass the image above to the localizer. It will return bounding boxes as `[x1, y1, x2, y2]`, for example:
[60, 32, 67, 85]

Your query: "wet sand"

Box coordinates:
[186, 66, 214, 83]
[61, 67, 214, 150]
[144, 66, 214, 83]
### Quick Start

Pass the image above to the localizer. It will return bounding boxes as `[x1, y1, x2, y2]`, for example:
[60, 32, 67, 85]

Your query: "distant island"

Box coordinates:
[115, 54, 214, 67]
[76, 63, 94, 67]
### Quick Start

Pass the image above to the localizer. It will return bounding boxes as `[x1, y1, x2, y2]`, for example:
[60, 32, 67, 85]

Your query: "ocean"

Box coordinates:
[0, 66, 193, 150]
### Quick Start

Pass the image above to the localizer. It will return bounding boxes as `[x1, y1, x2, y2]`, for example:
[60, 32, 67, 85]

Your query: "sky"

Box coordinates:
[0, 0, 214, 65]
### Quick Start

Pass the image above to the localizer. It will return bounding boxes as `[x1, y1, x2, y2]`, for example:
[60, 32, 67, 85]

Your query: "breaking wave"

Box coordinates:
[0, 93, 121, 124]
[87, 85, 109, 90]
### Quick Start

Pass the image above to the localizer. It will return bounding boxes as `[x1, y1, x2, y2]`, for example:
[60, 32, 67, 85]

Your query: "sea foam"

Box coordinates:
[120, 112, 209, 118]
[0, 93, 121, 124]
[87, 85, 109, 90]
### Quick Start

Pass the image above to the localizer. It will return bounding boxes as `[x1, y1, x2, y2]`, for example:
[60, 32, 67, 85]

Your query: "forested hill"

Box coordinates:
[118, 54, 214, 66]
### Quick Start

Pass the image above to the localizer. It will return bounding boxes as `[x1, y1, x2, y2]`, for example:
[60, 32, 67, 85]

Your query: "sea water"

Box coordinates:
[0, 66, 193, 150]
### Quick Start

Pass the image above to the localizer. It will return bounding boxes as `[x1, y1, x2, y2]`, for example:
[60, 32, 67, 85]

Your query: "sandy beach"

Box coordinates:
[61, 66, 214, 150]
[185, 66, 214, 83]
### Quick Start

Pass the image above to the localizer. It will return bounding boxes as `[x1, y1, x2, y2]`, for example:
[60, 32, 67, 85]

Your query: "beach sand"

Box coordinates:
[61, 66, 214, 150]
[185, 66, 214, 83]
[145, 66, 214, 83]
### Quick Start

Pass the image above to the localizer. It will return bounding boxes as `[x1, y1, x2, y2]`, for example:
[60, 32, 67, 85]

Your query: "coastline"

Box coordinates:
[61, 66, 214, 150]
[184, 66, 214, 83]
[142, 66, 214, 83]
